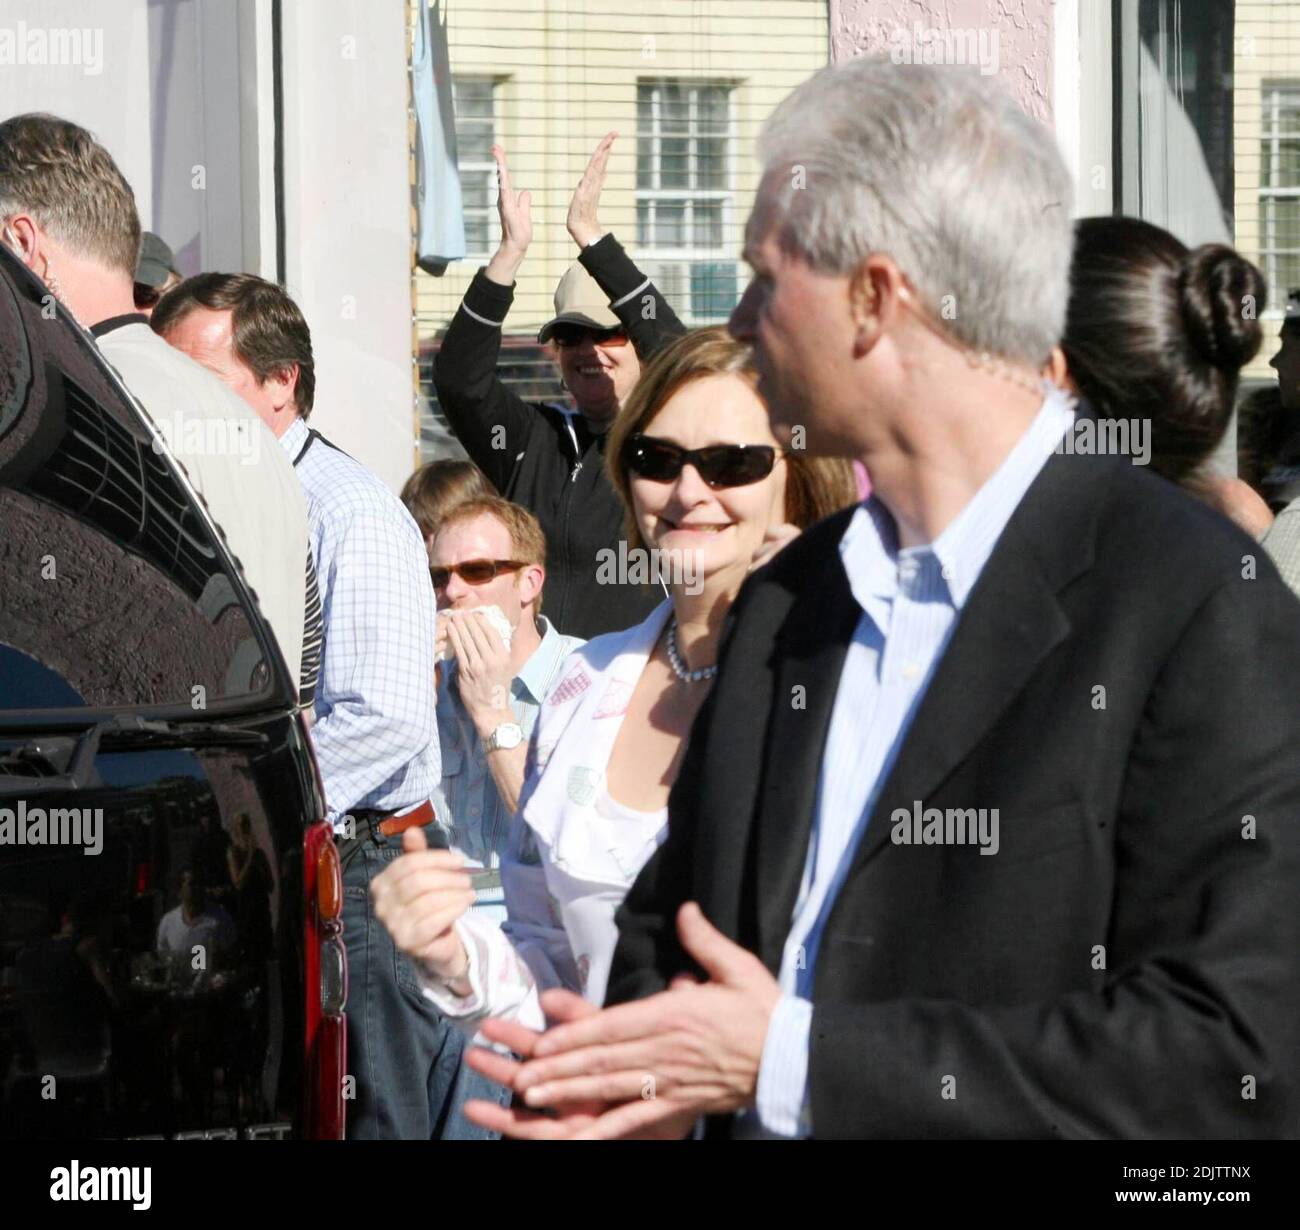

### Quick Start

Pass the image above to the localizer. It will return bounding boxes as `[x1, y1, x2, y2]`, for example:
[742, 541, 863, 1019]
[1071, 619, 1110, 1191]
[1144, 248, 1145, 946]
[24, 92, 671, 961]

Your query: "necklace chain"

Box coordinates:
[666, 618, 717, 684]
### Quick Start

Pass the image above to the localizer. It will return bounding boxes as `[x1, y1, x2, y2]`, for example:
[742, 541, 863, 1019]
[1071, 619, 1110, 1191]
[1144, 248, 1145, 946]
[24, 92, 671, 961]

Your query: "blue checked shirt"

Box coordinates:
[435, 616, 584, 923]
[281, 417, 440, 828]
[751, 388, 1075, 1136]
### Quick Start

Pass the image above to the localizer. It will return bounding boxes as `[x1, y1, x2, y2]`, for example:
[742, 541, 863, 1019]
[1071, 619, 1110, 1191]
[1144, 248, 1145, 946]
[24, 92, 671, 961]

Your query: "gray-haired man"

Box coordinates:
[464, 58, 1300, 1142]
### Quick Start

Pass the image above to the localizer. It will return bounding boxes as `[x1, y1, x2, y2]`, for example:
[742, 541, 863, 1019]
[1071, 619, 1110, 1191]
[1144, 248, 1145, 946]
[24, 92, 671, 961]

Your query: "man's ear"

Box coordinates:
[847, 254, 907, 357]
[517, 563, 545, 611]
[1044, 344, 1073, 391]
[263, 363, 299, 414]
[4, 214, 42, 270]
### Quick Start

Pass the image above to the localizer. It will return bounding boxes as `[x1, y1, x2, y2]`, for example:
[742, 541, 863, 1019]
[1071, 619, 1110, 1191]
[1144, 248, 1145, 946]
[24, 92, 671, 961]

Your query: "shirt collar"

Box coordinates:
[90, 312, 150, 338]
[513, 615, 567, 705]
[280, 416, 310, 461]
[840, 384, 1075, 614]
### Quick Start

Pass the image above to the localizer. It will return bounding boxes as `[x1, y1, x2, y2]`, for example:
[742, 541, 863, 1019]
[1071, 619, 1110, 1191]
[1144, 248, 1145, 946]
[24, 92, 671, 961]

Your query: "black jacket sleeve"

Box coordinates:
[432, 269, 539, 492]
[578, 233, 687, 361]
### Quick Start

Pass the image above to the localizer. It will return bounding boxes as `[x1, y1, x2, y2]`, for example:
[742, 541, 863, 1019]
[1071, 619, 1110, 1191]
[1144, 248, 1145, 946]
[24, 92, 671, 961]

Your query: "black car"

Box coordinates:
[0, 244, 345, 1140]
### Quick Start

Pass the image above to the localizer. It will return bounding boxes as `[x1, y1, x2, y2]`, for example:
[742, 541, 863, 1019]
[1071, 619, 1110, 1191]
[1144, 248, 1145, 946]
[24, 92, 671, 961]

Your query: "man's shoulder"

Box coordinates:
[1082, 456, 1271, 591]
[99, 325, 254, 420]
[741, 504, 857, 604]
[299, 435, 421, 532]
[98, 324, 304, 512]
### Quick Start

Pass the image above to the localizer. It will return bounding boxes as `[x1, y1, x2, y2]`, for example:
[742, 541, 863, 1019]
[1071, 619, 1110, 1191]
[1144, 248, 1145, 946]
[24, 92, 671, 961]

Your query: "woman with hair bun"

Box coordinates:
[1060, 216, 1274, 538]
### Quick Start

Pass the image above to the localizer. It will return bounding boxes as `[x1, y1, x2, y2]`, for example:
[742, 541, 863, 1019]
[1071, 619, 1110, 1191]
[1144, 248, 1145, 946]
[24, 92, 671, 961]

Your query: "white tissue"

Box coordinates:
[436, 603, 514, 661]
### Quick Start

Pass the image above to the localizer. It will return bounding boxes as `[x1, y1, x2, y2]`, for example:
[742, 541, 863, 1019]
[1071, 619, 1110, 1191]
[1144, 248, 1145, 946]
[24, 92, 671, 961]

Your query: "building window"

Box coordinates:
[635, 80, 738, 322]
[453, 76, 498, 258]
[1261, 83, 1300, 298]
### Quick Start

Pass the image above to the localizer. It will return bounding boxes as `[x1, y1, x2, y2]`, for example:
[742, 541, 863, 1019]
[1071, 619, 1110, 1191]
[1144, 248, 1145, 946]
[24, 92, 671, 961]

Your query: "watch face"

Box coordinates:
[493, 722, 523, 750]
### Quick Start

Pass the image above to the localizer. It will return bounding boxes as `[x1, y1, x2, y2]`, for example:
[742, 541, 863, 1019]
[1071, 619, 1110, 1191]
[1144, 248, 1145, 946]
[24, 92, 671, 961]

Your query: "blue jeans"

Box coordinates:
[340, 822, 512, 1140]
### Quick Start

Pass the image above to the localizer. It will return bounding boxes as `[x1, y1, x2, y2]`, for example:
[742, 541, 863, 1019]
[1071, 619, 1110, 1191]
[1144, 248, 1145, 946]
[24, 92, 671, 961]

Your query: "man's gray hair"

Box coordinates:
[756, 58, 1074, 366]
[0, 113, 141, 279]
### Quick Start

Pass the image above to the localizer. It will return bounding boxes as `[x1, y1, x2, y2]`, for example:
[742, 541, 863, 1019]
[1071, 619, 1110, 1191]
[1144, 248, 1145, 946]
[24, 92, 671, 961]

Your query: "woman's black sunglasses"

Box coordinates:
[624, 434, 779, 490]
[551, 324, 630, 348]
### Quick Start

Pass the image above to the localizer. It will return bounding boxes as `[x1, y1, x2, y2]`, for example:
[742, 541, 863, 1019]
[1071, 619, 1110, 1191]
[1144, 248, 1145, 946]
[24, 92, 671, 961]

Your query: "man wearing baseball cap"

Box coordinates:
[134, 230, 181, 317]
[434, 133, 686, 640]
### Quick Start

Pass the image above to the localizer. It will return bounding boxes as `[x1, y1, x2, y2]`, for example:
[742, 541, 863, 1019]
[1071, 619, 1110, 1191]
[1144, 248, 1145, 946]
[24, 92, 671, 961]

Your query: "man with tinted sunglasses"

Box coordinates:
[434, 133, 686, 640]
[373, 494, 583, 1138]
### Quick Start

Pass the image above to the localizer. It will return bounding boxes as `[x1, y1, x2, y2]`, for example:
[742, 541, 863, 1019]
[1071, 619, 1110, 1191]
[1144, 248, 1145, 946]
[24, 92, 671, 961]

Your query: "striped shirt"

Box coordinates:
[752, 387, 1075, 1136]
[281, 417, 440, 828]
[299, 550, 324, 707]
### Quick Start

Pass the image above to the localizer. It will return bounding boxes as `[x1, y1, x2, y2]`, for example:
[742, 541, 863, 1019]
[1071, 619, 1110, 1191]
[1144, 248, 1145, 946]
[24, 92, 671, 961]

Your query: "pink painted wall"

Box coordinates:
[828, 0, 1057, 125]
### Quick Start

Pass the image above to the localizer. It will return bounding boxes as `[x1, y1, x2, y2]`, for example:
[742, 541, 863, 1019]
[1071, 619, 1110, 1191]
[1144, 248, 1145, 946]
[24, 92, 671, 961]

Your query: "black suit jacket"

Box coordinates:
[606, 445, 1300, 1138]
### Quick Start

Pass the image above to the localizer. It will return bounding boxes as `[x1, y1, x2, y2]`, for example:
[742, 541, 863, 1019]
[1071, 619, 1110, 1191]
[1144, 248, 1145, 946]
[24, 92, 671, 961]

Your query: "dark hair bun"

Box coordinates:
[1178, 244, 1266, 372]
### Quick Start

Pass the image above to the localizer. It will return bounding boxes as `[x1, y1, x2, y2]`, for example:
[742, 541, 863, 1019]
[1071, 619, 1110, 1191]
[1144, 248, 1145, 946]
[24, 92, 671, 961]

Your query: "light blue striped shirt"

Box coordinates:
[753, 388, 1074, 1136]
[281, 417, 440, 829]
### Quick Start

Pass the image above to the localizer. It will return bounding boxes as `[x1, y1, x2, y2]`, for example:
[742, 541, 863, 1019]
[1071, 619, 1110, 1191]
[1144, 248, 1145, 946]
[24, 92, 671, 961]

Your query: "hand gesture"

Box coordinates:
[370, 827, 475, 981]
[493, 144, 532, 257]
[567, 132, 617, 249]
[447, 610, 515, 735]
[470, 903, 780, 1138]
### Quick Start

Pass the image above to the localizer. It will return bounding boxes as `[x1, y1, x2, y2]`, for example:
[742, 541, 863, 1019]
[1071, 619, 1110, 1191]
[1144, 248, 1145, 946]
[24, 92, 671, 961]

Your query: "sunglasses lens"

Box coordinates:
[554, 325, 627, 347]
[431, 561, 499, 587]
[627, 438, 683, 482]
[458, 561, 498, 584]
[697, 446, 777, 488]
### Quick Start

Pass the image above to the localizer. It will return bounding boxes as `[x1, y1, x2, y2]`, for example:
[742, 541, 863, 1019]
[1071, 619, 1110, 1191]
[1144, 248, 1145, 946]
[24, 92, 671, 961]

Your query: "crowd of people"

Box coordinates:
[2, 53, 1299, 1141]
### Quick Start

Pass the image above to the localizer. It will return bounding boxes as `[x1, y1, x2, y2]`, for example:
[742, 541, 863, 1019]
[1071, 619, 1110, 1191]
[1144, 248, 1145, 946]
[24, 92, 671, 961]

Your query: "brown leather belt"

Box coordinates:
[374, 799, 436, 837]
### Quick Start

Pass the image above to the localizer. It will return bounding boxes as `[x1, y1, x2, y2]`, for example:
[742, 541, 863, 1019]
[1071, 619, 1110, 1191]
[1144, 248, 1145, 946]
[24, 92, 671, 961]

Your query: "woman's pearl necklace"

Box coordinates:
[666, 617, 718, 683]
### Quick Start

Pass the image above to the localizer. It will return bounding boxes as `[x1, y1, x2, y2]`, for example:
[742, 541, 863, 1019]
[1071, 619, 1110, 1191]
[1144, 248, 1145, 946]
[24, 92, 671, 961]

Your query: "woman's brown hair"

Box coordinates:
[606, 327, 858, 552]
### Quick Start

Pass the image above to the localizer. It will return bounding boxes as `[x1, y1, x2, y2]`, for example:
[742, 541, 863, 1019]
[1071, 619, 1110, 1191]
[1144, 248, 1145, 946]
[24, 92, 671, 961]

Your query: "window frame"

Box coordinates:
[452, 74, 501, 261]
[1259, 79, 1300, 309]
[634, 78, 741, 322]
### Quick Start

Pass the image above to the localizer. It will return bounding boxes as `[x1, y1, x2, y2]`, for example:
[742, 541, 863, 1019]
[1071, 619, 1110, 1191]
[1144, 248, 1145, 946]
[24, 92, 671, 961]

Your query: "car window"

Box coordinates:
[0, 251, 284, 720]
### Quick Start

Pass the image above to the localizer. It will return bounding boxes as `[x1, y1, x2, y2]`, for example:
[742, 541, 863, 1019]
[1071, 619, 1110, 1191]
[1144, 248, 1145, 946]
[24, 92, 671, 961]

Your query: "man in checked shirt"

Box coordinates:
[154, 274, 444, 1140]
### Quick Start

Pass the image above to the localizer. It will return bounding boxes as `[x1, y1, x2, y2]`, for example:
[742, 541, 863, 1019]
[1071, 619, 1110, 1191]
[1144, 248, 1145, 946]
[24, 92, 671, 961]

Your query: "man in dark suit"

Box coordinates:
[461, 58, 1300, 1140]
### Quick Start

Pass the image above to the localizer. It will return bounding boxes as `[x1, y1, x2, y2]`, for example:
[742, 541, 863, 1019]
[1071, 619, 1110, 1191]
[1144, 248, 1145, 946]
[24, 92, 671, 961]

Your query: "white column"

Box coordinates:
[277, 0, 416, 492]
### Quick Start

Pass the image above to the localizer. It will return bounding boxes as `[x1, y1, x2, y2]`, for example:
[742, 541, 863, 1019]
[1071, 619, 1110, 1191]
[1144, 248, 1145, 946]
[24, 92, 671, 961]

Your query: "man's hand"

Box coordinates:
[468, 903, 782, 1138]
[462, 992, 611, 1139]
[370, 827, 475, 981]
[446, 610, 515, 737]
[485, 144, 533, 286]
[566, 131, 617, 249]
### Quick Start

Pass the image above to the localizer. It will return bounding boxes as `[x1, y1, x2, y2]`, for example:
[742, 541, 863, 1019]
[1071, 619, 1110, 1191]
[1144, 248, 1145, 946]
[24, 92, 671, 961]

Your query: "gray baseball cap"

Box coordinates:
[136, 231, 180, 288]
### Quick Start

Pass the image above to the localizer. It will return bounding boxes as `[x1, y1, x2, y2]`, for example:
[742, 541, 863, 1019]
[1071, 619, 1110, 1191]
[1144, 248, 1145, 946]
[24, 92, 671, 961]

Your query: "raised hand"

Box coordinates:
[370, 826, 475, 981]
[567, 131, 617, 249]
[485, 144, 533, 286]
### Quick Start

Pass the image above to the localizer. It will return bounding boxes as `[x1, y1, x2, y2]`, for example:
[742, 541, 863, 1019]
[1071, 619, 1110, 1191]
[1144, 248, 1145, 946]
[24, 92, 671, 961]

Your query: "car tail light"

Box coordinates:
[317, 839, 342, 922]
[320, 935, 347, 1015]
[303, 820, 346, 1140]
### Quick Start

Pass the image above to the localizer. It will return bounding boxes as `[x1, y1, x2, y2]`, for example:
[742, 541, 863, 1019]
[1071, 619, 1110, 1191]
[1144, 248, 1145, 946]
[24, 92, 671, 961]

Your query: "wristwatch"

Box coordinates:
[482, 721, 523, 753]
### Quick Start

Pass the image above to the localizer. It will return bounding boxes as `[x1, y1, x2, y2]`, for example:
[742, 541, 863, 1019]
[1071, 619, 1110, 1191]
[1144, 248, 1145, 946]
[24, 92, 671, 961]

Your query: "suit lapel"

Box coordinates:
[845, 449, 1103, 877]
[753, 552, 860, 971]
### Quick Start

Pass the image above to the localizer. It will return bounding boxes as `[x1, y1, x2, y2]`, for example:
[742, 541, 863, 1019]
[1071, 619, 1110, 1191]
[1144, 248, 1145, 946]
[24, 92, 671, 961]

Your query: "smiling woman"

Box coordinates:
[372, 325, 856, 1046]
